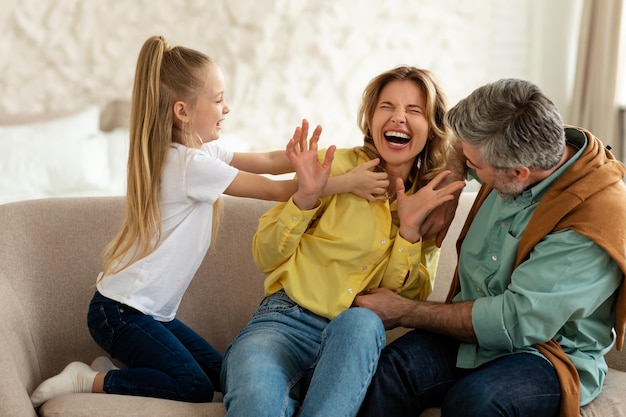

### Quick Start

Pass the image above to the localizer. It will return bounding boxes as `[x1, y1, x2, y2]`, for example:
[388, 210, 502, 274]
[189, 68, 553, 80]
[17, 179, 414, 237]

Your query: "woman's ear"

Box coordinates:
[173, 101, 189, 123]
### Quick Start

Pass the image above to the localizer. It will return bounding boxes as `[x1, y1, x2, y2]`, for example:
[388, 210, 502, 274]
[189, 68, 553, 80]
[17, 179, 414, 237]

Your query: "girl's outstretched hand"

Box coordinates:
[345, 158, 389, 201]
[287, 119, 335, 210]
[396, 170, 466, 243]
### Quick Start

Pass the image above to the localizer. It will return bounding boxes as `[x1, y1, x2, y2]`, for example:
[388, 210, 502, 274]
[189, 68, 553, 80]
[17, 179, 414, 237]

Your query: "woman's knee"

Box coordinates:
[222, 329, 296, 395]
[329, 307, 385, 340]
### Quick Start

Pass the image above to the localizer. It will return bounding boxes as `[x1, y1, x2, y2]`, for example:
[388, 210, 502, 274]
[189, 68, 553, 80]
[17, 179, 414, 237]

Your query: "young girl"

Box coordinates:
[29, 35, 385, 407]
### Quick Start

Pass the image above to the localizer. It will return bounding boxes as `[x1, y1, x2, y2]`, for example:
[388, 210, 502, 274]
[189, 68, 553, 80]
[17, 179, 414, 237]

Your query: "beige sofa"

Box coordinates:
[1, 191, 624, 417]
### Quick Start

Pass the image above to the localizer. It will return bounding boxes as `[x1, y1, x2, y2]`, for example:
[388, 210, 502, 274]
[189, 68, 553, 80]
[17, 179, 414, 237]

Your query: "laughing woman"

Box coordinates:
[220, 66, 466, 417]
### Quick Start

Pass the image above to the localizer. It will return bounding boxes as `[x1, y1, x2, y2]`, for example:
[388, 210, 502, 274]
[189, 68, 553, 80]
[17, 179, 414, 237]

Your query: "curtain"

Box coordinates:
[568, 0, 624, 159]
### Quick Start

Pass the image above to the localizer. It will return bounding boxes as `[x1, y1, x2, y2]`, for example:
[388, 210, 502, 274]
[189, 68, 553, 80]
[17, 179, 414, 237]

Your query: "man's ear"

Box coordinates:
[173, 101, 189, 123]
[512, 166, 531, 182]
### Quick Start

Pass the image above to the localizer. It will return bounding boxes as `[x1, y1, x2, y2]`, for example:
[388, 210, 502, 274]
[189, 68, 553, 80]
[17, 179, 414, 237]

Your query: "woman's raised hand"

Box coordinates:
[396, 170, 466, 243]
[286, 119, 335, 210]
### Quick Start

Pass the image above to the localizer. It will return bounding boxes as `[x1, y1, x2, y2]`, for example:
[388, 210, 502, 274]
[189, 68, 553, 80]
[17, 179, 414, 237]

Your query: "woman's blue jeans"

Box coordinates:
[221, 290, 386, 417]
[87, 291, 222, 402]
[357, 329, 561, 417]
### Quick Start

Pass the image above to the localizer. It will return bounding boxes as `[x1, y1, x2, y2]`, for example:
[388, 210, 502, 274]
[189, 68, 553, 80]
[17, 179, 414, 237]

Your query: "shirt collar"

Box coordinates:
[518, 130, 588, 203]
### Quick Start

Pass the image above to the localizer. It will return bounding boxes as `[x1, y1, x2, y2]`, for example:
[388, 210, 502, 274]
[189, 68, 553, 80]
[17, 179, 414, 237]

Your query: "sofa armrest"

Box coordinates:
[0, 271, 39, 417]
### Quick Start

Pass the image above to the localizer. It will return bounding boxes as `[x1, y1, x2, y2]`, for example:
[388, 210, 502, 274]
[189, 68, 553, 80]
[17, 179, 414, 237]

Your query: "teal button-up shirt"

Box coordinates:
[455, 134, 622, 405]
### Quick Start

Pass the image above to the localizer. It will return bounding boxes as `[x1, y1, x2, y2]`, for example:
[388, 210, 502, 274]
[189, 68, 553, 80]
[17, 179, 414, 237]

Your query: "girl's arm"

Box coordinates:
[228, 122, 388, 201]
[324, 158, 388, 201]
[225, 159, 380, 201]
[223, 171, 297, 201]
[224, 121, 333, 202]
[230, 150, 293, 175]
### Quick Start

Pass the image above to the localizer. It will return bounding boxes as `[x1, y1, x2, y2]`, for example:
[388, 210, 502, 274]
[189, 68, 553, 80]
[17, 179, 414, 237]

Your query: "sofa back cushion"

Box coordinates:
[0, 195, 275, 386]
[177, 196, 275, 353]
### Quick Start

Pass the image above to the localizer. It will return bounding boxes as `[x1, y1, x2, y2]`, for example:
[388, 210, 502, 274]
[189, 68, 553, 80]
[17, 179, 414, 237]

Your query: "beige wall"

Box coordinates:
[0, 0, 576, 151]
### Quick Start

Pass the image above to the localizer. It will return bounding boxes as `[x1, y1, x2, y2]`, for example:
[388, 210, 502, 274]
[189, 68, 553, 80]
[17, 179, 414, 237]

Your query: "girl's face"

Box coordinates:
[370, 80, 430, 178]
[193, 64, 230, 144]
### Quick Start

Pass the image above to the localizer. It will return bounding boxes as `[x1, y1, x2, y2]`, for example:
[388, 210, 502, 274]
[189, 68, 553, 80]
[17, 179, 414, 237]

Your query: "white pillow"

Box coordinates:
[104, 128, 130, 195]
[0, 105, 100, 142]
[0, 106, 112, 199]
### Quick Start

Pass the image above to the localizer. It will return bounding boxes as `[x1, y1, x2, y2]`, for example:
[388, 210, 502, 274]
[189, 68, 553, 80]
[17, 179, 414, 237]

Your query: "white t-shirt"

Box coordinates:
[97, 141, 238, 321]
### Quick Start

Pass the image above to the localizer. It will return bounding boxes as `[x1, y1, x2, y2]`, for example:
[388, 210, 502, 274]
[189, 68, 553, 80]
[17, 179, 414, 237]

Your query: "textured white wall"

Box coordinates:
[1, 0, 545, 151]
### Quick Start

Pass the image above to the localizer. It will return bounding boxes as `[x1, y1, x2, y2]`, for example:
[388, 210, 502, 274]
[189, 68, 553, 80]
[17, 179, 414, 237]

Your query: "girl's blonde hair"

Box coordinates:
[100, 36, 217, 278]
[357, 66, 452, 192]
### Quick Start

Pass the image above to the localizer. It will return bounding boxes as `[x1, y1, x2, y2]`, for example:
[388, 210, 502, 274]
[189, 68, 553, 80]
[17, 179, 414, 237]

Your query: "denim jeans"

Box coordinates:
[221, 290, 386, 417]
[87, 291, 222, 402]
[358, 329, 561, 417]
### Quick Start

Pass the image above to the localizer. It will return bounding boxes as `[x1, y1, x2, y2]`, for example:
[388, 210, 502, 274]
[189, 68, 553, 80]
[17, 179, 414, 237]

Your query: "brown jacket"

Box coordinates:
[446, 127, 626, 416]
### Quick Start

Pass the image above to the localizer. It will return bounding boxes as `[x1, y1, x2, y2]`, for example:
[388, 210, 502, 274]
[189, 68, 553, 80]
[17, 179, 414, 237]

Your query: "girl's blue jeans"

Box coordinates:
[220, 290, 386, 417]
[87, 291, 222, 402]
[357, 329, 561, 417]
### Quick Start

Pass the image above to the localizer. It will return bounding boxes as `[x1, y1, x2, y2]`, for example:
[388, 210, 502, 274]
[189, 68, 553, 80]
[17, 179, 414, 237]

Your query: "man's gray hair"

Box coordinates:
[444, 79, 566, 170]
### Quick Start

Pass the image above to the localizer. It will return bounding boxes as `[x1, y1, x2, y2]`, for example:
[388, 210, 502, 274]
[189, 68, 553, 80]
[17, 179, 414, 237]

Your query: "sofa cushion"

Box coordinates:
[579, 368, 626, 416]
[40, 393, 225, 417]
[2, 192, 624, 417]
[0, 272, 40, 417]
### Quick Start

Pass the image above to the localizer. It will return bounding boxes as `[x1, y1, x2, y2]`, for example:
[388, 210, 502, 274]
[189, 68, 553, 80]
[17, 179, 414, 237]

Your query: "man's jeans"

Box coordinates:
[88, 291, 222, 402]
[358, 329, 561, 417]
[221, 290, 386, 417]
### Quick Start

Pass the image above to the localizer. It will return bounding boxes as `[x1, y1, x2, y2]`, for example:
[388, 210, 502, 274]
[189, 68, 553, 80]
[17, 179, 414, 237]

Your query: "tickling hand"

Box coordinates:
[346, 158, 389, 201]
[353, 288, 408, 329]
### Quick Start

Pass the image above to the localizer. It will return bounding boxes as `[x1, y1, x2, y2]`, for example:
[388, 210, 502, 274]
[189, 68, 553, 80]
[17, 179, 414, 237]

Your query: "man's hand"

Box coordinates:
[353, 288, 410, 329]
[355, 287, 478, 342]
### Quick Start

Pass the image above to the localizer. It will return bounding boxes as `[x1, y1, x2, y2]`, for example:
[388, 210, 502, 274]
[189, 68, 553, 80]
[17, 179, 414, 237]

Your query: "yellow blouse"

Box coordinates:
[252, 147, 440, 319]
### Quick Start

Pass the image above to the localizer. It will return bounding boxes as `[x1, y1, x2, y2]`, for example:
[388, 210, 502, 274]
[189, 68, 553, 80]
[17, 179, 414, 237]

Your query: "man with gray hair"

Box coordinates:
[355, 78, 626, 417]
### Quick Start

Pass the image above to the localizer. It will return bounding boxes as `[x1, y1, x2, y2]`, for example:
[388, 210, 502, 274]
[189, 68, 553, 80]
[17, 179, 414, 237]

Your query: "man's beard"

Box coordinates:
[493, 170, 526, 200]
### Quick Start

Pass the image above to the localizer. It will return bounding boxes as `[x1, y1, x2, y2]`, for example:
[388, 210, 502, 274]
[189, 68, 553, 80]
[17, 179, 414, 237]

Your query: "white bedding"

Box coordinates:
[0, 106, 129, 205]
[0, 104, 251, 205]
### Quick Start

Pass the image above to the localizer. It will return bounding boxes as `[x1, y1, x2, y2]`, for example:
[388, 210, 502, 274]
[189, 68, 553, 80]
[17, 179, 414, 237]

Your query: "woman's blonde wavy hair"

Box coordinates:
[357, 66, 452, 192]
[99, 35, 218, 280]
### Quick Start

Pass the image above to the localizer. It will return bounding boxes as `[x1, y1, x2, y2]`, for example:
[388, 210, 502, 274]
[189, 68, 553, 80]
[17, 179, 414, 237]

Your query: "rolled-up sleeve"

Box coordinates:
[472, 230, 621, 350]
